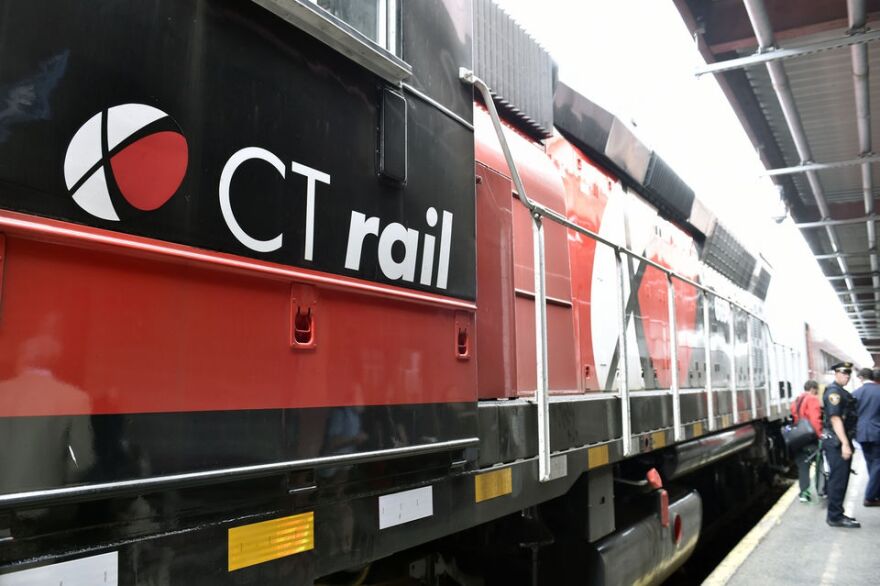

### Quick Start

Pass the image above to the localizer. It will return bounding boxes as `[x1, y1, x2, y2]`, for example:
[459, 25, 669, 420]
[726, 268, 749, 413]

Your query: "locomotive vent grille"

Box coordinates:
[473, 0, 557, 138]
[643, 154, 696, 224]
[751, 267, 772, 301]
[702, 222, 756, 290]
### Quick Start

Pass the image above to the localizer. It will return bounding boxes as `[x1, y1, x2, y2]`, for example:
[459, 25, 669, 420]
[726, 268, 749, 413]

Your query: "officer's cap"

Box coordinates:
[830, 361, 854, 373]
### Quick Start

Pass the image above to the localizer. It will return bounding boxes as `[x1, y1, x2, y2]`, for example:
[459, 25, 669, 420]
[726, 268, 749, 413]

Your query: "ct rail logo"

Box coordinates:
[64, 104, 188, 221]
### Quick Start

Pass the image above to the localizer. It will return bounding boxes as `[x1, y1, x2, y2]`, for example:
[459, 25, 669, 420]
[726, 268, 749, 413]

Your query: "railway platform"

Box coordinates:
[705, 449, 877, 585]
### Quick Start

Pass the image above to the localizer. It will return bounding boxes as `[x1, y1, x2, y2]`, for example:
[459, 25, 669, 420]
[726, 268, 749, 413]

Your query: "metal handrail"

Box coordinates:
[0, 437, 479, 508]
[668, 274, 683, 441]
[459, 69, 552, 480]
[615, 250, 633, 455]
[461, 72, 764, 323]
[704, 291, 716, 431]
[460, 69, 789, 479]
[730, 310, 739, 423]
[747, 317, 757, 419]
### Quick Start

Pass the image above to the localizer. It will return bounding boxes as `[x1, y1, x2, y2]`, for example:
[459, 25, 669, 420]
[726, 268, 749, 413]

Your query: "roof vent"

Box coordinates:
[750, 267, 772, 301]
[702, 223, 756, 290]
[643, 154, 695, 224]
[473, 0, 557, 138]
[554, 81, 710, 237]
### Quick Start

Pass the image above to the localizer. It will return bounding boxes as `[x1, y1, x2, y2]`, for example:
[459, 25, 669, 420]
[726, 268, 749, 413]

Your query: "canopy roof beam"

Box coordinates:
[816, 250, 877, 260]
[797, 215, 878, 229]
[740, 0, 867, 326]
[826, 271, 880, 280]
[695, 27, 880, 77]
[761, 153, 880, 176]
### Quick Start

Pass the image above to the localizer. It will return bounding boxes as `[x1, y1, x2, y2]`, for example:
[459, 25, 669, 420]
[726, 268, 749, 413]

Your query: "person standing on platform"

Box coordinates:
[823, 362, 860, 528]
[791, 380, 823, 502]
[856, 367, 874, 388]
[854, 368, 880, 507]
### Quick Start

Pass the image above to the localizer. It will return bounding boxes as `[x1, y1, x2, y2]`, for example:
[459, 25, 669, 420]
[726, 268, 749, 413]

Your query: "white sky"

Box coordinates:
[497, 0, 871, 367]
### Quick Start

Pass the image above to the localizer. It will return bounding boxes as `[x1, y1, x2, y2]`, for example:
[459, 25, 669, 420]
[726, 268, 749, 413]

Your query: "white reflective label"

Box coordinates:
[549, 454, 568, 480]
[0, 551, 117, 585]
[378, 486, 433, 529]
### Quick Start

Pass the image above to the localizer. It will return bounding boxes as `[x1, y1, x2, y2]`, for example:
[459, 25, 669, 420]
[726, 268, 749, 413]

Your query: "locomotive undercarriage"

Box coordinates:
[0, 394, 788, 585]
[321, 419, 787, 586]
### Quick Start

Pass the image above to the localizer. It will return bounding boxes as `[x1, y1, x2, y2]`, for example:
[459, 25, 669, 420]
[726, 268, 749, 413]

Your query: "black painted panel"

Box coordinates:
[401, 0, 474, 121]
[0, 403, 476, 495]
[477, 398, 621, 467]
[379, 88, 407, 183]
[680, 393, 707, 423]
[630, 395, 672, 434]
[0, 0, 476, 299]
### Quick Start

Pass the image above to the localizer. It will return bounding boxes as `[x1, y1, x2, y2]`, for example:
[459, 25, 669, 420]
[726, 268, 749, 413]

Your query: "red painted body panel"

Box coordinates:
[475, 163, 518, 399]
[636, 267, 700, 388]
[473, 108, 578, 395]
[545, 137, 612, 391]
[0, 221, 475, 417]
[473, 107, 707, 397]
[1, 103, 719, 417]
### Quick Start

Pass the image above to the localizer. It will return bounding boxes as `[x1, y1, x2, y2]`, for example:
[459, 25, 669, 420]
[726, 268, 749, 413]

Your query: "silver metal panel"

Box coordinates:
[696, 28, 880, 76]
[252, 0, 412, 82]
[0, 552, 118, 586]
[592, 491, 702, 586]
[605, 117, 652, 184]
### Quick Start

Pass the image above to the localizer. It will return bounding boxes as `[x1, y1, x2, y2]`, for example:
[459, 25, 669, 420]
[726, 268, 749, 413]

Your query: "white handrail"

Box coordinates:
[616, 250, 633, 455]
[704, 291, 716, 431]
[459, 69, 776, 473]
[668, 275, 683, 441]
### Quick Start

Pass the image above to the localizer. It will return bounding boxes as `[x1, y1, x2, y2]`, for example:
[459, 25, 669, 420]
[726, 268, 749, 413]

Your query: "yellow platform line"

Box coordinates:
[702, 483, 799, 586]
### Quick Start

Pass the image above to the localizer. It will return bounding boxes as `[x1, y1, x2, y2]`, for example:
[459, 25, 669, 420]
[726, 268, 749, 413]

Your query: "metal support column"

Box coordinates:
[763, 325, 772, 419]
[668, 275, 682, 441]
[459, 68, 553, 482]
[729, 305, 738, 424]
[779, 346, 794, 409]
[703, 291, 715, 431]
[747, 317, 757, 420]
[533, 215, 551, 482]
[616, 250, 632, 456]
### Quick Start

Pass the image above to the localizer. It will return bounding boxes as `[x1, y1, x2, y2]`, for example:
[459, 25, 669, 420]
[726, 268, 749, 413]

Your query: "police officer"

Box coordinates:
[823, 362, 860, 528]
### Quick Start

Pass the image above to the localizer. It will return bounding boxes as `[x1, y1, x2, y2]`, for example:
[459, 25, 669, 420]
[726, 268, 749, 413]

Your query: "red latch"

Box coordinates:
[454, 311, 471, 360]
[658, 489, 670, 528]
[646, 468, 663, 489]
[0, 234, 5, 313]
[647, 468, 669, 527]
[290, 283, 317, 350]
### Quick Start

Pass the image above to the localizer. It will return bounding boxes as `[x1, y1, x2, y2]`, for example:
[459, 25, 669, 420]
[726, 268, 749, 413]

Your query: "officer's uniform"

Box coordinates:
[854, 376, 880, 504]
[823, 362, 859, 526]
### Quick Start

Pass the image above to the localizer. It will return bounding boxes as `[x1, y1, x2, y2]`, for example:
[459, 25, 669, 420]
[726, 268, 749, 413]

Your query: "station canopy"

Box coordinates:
[675, 0, 880, 354]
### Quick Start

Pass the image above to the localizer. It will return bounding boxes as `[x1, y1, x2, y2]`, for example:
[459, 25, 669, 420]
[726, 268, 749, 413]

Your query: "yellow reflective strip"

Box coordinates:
[588, 444, 610, 469]
[652, 431, 667, 449]
[228, 512, 314, 572]
[475, 467, 512, 503]
[693, 421, 704, 437]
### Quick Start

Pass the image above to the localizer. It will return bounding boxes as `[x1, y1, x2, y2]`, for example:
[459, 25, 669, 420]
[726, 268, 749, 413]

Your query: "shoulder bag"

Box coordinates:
[782, 394, 817, 453]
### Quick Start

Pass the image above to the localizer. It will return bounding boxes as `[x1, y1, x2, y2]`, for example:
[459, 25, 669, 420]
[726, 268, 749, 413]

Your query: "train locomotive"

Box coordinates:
[0, 1, 850, 584]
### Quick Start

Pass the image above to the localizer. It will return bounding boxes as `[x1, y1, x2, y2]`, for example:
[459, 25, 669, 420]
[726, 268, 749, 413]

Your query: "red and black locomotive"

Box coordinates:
[0, 1, 830, 584]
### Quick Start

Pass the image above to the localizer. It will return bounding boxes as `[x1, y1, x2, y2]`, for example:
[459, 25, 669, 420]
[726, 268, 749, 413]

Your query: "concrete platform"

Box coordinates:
[704, 447, 877, 586]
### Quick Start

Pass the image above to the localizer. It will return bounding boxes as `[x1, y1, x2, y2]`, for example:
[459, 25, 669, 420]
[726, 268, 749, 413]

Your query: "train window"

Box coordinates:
[254, 0, 411, 82]
[314, 0, 395, 50]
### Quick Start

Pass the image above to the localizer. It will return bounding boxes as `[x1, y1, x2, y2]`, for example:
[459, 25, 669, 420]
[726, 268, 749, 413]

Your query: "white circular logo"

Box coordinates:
[64, 104, 188, 221]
